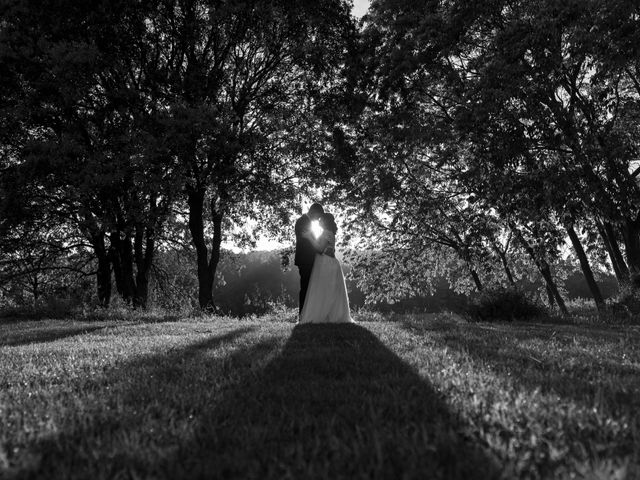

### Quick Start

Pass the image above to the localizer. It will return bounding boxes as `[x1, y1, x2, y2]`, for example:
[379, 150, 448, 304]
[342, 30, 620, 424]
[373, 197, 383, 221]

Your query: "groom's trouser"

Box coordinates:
[298, 265, 313, 314]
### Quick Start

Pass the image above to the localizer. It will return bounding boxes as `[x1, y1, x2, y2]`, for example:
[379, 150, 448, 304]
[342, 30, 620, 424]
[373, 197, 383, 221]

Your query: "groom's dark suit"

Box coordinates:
[295, 214, 315, 314]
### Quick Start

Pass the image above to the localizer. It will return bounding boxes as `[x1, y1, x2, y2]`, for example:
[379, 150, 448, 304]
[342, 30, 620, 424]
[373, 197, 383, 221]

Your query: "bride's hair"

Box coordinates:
[320, 213, 338, 234]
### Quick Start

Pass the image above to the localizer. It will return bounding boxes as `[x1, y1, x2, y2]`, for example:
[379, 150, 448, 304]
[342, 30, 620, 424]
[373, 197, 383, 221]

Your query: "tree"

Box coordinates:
[0, 0, 186, 308]
[1, 0, 356, 310]
[139, 0, 354, 310]
[341, 0, 640, 312]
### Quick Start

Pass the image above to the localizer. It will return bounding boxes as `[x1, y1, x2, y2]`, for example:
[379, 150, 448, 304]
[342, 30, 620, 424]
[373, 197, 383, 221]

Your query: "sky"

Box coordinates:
[352, 0, 371, 18]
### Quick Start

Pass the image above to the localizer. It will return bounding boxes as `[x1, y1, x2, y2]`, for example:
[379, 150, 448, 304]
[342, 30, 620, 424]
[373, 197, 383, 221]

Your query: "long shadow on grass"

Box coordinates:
[401, 317, 640, 412]
[13, 326, 266, 479]
[163, 323, 500, 479]
[18, 323, 501, 479]
[0, 324, 110, 347]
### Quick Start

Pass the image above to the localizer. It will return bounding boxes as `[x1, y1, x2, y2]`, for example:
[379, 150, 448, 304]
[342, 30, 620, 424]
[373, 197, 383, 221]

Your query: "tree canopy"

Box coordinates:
[2, 0, 640, 313]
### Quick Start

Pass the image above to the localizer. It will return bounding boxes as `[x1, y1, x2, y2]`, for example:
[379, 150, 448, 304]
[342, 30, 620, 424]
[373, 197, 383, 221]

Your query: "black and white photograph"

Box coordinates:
[1, 0, 639, 478]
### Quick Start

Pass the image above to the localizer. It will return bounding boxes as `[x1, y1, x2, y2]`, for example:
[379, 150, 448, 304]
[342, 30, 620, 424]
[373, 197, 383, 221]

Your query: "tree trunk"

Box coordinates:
[110, 237, 124, 298]
[566, 223, 605, 311]
[492, 243, 516, 286]
[511, 224, 568, 314]
[209, 198, 224, 301]
[538, 260, 568, 314]
[598, 221, 630, 285]
[110, 231, 137, 304]
[469, 267, 483, 292]
[133, 224, 155, 309]
[96, 255, 112, 308]
[621, 218, 640, 276]
[455, 245, 483, 292]
[93, 233, 112, 307]
[187, 188, 216, 311]
[545, 284, 556, 307]
[31, 274, 39, 306]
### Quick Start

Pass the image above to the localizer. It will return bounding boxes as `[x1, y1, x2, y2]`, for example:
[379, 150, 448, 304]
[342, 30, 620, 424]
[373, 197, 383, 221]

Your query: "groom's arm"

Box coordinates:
[295, 216, 309, 240]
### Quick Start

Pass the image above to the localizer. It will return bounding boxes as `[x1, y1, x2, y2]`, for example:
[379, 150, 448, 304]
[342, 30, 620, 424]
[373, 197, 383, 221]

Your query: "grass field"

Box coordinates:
[0, 313, 639, 479]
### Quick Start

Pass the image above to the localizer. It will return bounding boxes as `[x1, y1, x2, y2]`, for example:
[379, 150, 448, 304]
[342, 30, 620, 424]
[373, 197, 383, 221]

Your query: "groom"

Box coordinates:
[294, 202, 324, 314]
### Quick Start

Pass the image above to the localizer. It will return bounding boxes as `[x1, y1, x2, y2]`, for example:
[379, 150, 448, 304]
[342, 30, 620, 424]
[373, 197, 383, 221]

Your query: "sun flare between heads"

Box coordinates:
[311, 220, 323, 239]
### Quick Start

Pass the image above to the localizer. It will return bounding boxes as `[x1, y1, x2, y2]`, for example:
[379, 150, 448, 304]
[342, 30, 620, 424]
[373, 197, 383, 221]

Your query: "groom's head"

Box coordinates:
[308, 203, 324, 221]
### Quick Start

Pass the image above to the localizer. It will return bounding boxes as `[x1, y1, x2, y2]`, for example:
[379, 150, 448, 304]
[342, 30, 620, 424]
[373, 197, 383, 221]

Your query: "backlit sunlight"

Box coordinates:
[311, 220, 323, 238]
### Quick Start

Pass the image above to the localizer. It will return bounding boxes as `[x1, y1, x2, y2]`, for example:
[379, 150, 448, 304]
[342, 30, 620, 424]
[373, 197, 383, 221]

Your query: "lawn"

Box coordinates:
[0, 313, 638, 479]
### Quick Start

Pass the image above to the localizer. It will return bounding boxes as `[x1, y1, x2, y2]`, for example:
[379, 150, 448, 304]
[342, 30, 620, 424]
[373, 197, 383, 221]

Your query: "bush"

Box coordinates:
[599, 283, 640, 324]
[614, 284, 640, 315]
[467, 288, 547, 322]
[565, 297, 598, 315]
[0, 295, 84, 321]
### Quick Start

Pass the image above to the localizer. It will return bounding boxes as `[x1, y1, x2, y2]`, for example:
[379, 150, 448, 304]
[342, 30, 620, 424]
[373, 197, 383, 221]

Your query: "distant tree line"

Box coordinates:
[131, 249, 622, 316]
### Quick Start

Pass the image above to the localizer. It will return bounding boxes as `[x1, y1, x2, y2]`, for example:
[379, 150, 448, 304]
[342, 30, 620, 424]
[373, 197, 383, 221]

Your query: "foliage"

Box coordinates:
[148, 248, 200, 312]
[344, 241, 578, 308]
[330, 0, 640, 313]
[0, 0, 356, 310]
[0, 223, 94, 306]
[610, 283, 640, 316]
[467, 288, 547, 323]
[0, 0, 183, 307]
[0, 243, 618, 318]
[3, 0, 640, 312]
[0, 316, 638, 478]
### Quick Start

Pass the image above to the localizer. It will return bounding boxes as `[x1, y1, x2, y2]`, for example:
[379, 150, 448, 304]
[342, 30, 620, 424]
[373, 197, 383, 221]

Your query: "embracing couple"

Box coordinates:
[294, 203, 353, 324]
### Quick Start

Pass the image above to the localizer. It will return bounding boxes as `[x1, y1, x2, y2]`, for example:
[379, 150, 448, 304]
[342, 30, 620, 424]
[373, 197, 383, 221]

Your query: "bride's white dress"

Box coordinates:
[299, 231, 353, 324]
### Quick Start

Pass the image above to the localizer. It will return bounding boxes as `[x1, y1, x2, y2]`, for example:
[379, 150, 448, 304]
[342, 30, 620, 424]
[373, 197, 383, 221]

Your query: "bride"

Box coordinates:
[299, 213, 353, 324]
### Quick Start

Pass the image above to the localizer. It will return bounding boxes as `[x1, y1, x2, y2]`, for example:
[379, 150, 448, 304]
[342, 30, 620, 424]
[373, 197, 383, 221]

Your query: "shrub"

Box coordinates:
[600, 283, 640, 324]
[0, 295, 84, 321]
[614, 284, 640, 315]
[467, 288, 547, 322]
[565, 297, 598, 315]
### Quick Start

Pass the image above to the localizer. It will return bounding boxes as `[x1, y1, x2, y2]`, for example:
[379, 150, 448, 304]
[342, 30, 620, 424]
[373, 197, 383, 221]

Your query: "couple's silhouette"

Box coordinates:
[160, 323, 500, 479]
[294, 203, 352, 324]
